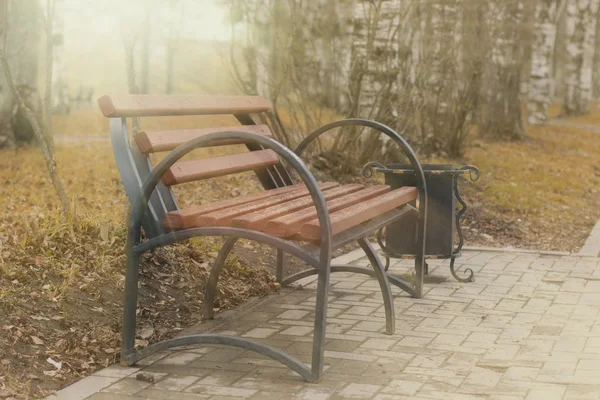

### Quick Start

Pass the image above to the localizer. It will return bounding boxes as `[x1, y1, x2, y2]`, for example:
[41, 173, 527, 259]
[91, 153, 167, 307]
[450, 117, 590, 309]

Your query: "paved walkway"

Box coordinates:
[48, 248, 600, 400]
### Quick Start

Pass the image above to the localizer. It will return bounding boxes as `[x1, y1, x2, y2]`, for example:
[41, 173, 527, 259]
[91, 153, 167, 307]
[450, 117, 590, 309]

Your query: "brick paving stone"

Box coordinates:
[360, 338, 398, 350]
[380, 379, 424, 396]
[563, 385, 600, 399]
[184, 382, 258, 397]
[337, 383, 381, 399]
[242, 327, 279, 339]
[49, 250, 600, 400]
[157, 352, 203, 366]
[102, 378, 152, 395]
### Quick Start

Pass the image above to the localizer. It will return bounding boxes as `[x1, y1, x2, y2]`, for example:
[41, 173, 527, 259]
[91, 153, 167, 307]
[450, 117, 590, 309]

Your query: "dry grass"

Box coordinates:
[455, 123, 600, 250]
[0, 127, 274, 398]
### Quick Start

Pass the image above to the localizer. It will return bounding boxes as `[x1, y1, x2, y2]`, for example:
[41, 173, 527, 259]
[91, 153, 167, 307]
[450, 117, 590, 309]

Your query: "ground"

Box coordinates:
[0, 106, 599, 398]
[49, 248, 600, 400]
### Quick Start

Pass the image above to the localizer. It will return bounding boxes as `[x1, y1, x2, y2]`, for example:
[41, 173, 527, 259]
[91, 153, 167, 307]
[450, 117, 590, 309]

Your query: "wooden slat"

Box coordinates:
[163, 183, 306, 230]
[162, 149, 280, 186]
[264, 185, 392, 238]
[98, 95, 271, 118]
[302, 205, 418, 256]
[135, 125, 273, 153]
[196, 182, 340, 227]
[298, 186, 418, 241]
[231, 184, 364, 231]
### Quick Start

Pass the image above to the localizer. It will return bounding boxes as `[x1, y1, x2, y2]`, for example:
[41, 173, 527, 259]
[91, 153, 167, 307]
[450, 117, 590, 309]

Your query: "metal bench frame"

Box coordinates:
[109, 111, 428, 383]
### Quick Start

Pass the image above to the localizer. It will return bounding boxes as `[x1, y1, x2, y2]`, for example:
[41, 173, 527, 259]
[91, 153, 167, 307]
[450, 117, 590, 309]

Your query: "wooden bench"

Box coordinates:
[99, 94, 428, 383]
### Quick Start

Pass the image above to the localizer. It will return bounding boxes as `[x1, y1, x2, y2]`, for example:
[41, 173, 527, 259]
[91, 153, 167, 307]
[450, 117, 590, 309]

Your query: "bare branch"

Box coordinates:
[0, 0, 70, 216]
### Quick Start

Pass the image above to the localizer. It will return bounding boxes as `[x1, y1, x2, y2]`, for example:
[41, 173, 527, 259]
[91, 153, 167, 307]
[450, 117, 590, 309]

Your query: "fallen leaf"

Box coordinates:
[139, 326, 154, 340]
[100, 224, 109, 242]
[30, 336, 44, 345]
[46, 357, 62, 370]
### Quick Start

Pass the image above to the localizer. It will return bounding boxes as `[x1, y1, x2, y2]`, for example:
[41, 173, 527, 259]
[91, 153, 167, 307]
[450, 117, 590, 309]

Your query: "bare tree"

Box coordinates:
[480, 0, 529, 139]
[527, 0, 566, 124]
[593, 5, 600, 98]
[224, 0, 543, 166]
[165, 0, 185, 94]
[121, 24, 141, 135]
[138, 2, 152, 94]
[42, 0, 56, 148]
[0, 0, 70, 215]
[563, 0, 600, 116]
[0, 0, 40, 148]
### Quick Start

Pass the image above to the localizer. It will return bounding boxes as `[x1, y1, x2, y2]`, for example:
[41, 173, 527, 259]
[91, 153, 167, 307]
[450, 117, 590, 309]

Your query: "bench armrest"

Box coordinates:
[126, 131, 333, 265]
[294, 119, 428, 289]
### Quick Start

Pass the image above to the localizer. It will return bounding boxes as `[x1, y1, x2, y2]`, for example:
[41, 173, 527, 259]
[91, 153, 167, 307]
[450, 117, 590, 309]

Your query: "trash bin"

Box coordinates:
[364, 163, 479, 282]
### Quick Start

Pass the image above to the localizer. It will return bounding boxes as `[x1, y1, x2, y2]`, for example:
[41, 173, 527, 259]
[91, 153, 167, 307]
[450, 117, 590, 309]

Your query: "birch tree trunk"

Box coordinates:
[350, 0, 400, 123]
[349, 0, 404, 162]
[0, 0, 70, 215]
[0, 0, 41, 148]
[593, 6, 600, 98]
[481, 0, 526, 139]
[420, 0, 469, 154]
[563, 0, 600, 116]
[527, 0, 560, 125]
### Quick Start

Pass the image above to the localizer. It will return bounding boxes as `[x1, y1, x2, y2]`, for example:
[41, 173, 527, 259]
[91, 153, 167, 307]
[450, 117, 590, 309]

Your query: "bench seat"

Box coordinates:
[163, 184, 418, 242]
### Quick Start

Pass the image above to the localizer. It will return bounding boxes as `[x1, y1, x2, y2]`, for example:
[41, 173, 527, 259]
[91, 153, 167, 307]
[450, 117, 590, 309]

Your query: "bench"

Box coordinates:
[98, 94, 428, 383]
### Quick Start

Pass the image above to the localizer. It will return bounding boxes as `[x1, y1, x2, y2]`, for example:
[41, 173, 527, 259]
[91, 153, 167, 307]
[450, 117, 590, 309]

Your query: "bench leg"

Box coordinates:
[121, 250, 140, 365]
[310, 257, 330, 383]
[121, 234, 319, 381]
[276, 249, 284, 283]
[358, 238, 395, 335]
[203, 237, 239, 320]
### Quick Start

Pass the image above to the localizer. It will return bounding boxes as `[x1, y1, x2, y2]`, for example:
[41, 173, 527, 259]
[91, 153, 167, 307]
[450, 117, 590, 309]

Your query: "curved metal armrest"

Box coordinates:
[127, 131, 333, 265]
[295, 118, 427, 214]
[295, 119, 428, 285]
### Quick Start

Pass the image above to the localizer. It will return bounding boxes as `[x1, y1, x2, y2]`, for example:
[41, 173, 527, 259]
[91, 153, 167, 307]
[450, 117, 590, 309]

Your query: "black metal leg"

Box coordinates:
[449, 256, 474, 283]
[121, 249, 140, 365]
[383, 256, 391, 272]
[310, 258, 330, 382]
[276, 249, 284, 283]
[358, 238, 395, 335]
[203, 237, 238, 320]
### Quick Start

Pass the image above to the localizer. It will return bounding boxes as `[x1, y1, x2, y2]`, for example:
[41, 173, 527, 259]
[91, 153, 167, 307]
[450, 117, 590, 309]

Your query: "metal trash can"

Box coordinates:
[365, 163, 479, 282]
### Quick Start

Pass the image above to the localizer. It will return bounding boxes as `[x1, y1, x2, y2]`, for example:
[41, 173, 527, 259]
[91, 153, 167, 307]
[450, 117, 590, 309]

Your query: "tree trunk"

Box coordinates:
[0, 0, 70, 216]
[165, 43, 175, 94]
[139, 4, 151, 94]
[563, 0, 600, 116]
[527, 0, 559, 125]
[165, 0, 182, 95]
[481, 0, 526, 139]
[593, 5, 600, 98]
[349, 0, 403, 162]
[0, 0, 41, 149]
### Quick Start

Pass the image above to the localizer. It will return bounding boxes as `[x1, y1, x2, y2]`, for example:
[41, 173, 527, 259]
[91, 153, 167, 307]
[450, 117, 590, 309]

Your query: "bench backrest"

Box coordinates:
[98, 95, 293, 238]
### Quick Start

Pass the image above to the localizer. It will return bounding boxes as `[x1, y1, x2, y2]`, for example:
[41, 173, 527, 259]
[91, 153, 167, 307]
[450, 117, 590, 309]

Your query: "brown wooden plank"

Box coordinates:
[135, 125, 273, 153]
[302, 206, 418, 255]
[196, 182, 340, 227]
[298, 186, 418, 241]
[264, 185, 392, 238]
[162, 149, 280, 186]
[163, 183, 306, 230]
[231, 184, 364, 231]
[97, 95, 271, 118]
